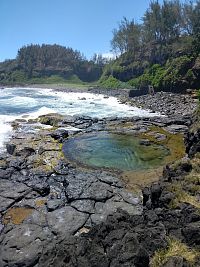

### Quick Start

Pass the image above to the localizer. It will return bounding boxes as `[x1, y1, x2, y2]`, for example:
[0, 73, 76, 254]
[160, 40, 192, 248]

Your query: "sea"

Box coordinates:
[0, 87, 158, 150]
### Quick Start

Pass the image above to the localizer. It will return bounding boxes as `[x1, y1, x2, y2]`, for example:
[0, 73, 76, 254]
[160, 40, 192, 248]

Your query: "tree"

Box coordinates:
[111, 17, 141, 55]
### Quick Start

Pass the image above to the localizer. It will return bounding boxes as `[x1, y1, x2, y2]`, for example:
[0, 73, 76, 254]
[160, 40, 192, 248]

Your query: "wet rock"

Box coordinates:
[154, 133, 167, 141]
[165, 124, 188, 134]
[6, 143, 16, 155]
[38, 113, 64, 126]
[61, 115, 76, 124]
[50, 129, 68, 141]
[139, 139, 151, 146]
[129, 92, 197, 117]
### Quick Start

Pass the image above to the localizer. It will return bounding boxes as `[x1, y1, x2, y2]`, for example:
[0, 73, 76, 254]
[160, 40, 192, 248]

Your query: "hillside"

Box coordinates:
[99, 0, 200, 92]
[0, 44, 106, 85]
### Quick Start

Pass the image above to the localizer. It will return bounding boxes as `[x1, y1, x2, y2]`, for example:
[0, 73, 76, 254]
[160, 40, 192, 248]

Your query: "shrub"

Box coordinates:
[99, 75, 132, 89]
[151, 238, 198, 267]
[127, 64, 165, 89]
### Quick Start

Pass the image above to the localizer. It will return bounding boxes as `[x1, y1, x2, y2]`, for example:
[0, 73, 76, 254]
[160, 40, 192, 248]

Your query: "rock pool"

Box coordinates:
[63, 132, 170, 171]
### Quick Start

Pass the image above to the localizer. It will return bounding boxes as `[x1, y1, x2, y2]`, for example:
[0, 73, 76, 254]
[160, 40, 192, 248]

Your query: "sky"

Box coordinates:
[0, 0, 180, 62]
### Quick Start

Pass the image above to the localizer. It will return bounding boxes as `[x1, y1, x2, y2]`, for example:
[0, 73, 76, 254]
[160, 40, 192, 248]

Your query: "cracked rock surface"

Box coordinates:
[0, 116, 143, 267]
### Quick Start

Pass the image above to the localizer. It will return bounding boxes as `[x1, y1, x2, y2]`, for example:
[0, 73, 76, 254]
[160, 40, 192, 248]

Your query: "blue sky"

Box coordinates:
[0, 0, 178, 61]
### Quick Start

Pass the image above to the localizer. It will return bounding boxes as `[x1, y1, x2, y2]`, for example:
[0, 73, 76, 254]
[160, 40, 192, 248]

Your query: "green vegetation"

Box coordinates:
[102, 0, 200, 91]
[166, 157, 200, 209]
[151, 238, 199, 267]
[99, 75, 132, 89]
[0, 44, 109, 85]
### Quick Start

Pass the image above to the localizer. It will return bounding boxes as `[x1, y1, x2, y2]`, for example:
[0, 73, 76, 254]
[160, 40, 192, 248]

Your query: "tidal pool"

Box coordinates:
[63, 132, 170, 171]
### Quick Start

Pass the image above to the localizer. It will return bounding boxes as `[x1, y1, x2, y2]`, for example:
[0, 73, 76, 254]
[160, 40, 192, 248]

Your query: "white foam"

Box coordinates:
[0, 115, 16, 150]
[0, 88, 162, 151]
[24, 106, 56, 120]
[0, 107, 56, 150]
[8, 96, 38, 107]
[41, 90, 160, 118]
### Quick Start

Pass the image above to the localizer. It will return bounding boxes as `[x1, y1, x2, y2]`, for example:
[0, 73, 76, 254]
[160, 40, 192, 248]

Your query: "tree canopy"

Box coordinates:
[111, 0, 200, 55]
[0, 44, 109, 84]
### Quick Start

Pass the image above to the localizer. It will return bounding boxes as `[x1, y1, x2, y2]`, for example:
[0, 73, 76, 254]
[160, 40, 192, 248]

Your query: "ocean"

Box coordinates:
[0, 87, 158, 150]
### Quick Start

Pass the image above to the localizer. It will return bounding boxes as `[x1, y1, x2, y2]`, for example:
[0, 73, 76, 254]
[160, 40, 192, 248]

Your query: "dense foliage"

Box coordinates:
[0, 44, 108, 84]
[100, 0, 200, 91]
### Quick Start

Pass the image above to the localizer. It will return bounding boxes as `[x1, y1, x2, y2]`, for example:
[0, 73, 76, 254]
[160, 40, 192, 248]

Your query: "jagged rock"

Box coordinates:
[39, 210, 167, 267]
[182, 222, 200, 246]
[139, 139, 151, 146]
[50, 129, 68, 141]
[0, 168, 12, 179]
[150, 183, 162, 206]
[163, 256, 183, 267]
[165, 124, 188, 134]
[16, 147, 35, 157]
[6, 143, 16, 155]
[38, 113, 64, 126]
[185, 128, 200, 158]
[53, 160, 69, 174]
[31, 181, 50, 196]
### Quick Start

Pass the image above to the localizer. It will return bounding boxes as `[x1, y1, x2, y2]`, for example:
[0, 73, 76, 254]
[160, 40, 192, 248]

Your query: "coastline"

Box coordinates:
[0, 86, 199, 266]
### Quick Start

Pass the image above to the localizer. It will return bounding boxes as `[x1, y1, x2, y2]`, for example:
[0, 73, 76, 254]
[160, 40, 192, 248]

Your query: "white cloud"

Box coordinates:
[102, 52, 116, 59]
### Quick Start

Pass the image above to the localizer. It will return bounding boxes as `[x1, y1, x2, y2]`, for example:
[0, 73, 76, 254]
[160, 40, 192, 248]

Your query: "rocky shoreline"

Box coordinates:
[0, 90, 199, 267]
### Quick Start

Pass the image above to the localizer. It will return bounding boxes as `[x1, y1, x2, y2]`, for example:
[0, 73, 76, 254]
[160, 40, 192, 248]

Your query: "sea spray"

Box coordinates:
[0, 87, 161, 150]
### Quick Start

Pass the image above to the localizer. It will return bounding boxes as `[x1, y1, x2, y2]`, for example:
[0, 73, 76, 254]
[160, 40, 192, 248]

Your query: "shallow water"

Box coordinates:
[0, 88, 159, 150]
[63, 132, 170, 171]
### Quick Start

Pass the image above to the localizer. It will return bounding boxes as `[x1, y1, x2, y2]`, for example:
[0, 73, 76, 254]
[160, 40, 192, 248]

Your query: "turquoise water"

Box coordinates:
[63, 132, 170, 171]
